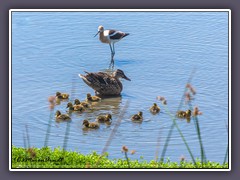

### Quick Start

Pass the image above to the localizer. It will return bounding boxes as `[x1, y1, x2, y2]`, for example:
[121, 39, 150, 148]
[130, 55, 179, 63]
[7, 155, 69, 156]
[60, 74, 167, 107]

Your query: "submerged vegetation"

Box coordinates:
[12, 146, 228, 169]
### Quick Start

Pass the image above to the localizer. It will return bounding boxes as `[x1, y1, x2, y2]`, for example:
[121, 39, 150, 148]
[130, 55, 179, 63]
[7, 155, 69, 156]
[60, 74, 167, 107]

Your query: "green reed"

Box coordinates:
[160, 69, 196, 163]
[188, 103, 206, 165]
[162, 105, 196, 165]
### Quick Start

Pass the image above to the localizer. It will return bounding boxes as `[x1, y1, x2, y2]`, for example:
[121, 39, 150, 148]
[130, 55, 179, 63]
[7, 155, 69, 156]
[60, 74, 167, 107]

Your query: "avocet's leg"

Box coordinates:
[113, 43, 115, 56]
[109, 43, 114, 57]
[109, 43, 114, 69]
[109, 57, 114, 69]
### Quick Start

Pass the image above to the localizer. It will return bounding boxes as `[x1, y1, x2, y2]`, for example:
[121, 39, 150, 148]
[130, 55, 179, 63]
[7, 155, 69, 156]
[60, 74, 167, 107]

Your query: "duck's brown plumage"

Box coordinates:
[149, 103, 160, 114]
[56, 92, 69, 99]
[74, 99, 90, 108]
[131, 111, 143, 122]
[66, 102, 84, 112]
[82, 120, 99, 129]
[176, 110, 191, 119]
[79, 69, 130, 96]
[96, 114, 112, 123]
[55, 110, 71, 121]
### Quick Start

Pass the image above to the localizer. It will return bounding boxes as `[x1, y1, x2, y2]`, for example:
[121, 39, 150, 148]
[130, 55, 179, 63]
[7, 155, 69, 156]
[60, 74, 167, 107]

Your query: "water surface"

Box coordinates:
[11, 11, 229, 163]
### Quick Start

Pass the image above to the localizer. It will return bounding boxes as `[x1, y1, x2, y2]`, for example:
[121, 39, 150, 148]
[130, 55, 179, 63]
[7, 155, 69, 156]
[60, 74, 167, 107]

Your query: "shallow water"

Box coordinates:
[11, 11, 229, 163]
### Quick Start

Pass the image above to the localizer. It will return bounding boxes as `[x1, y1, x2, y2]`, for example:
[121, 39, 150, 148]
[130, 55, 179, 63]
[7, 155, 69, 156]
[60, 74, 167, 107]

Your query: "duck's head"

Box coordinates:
[113, 69, 131, 81]
[87, 93, 92, 99]
[82, 120, 89, 126]
[138, 111, 143, 117]
[94, 25, 104, 37]
[56, 92, 61, 96]
[55, 110, 61, 116]
[74, 99, 81, 105]
[153, 103, 157, 107]
[66, 102, 73, 108]
[106, 114, 112, 120]
[186, 110, 191, 116]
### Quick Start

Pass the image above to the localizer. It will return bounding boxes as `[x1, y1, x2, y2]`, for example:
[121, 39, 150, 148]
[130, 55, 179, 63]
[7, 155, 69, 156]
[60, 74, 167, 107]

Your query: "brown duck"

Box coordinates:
[79, 69, 131, 96]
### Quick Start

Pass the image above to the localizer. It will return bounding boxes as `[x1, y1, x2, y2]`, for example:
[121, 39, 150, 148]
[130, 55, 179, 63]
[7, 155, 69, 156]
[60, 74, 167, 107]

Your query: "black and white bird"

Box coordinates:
[94, 25, 129, 68]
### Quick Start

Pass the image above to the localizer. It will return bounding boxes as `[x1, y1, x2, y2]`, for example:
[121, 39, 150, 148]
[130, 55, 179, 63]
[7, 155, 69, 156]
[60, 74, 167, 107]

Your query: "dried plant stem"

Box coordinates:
[101, 101, 129, 154]
[177, 69, 196, 110]
[95, 101, 129, 168]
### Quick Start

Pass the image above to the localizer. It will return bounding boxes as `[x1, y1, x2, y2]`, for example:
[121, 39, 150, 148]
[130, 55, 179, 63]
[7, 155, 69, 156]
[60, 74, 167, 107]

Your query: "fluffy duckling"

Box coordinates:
[56, 92, 69, 99]
[131, 111, 143, 122]
[149, 103, 160, 114]
[74, 99, 91, 108]
[176, 109, 191, 118]
[55, 110, 71, 121]
[185, 110, 192, 118]
[66, 102, 84, 112]
[176, 110, 186, 118]
[86, 93, 101, 102]
[96, 114, 112, 123]
[82, 120, 99, 129]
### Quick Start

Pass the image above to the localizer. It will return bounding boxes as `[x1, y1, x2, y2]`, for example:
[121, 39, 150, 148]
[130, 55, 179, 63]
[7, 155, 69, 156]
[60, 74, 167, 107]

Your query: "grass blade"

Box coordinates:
[160, 69, 196, 163]
[162, 106, 196, 165]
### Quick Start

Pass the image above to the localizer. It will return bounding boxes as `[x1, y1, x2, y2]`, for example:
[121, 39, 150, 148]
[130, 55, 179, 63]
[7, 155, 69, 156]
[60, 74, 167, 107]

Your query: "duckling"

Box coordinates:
[185, 109, 191, 118]
[176, 110, 186, 118]
[149, 103, 160, 114]
[74, 99, 91, 108]
[176, 109, 191, 119]
[96, 114, 112, 123]
[131, 111, 143, 122]
[55, 110, 71, 121]
[82, 120, 99, 129]
[86, 93, 101, 102]
[56, 92, 69, 99]
[66, 102, 84, 112]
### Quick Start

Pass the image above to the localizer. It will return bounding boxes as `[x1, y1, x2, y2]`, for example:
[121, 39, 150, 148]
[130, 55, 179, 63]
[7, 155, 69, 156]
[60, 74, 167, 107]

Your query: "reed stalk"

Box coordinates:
[162, 106, 196, 165]
[95, 101, 129, 168]
[188, 103, 206, 164]
[160, 69, 196, 163]
[124, 151, 130, 168]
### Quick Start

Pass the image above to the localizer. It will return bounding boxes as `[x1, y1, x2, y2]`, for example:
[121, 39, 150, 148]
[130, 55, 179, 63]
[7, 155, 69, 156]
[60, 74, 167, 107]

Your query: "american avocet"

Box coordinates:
[94, 25, 129, 68]
[79, 69, 131, 96]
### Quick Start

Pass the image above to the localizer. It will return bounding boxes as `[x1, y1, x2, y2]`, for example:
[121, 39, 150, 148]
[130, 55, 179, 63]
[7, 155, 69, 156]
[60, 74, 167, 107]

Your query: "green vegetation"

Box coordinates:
[12, 146, 228, 169]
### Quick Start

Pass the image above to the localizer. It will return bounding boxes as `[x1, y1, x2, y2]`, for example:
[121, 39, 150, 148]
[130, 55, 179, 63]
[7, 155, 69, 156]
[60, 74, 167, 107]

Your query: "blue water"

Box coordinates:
[11, 11, 229, 163]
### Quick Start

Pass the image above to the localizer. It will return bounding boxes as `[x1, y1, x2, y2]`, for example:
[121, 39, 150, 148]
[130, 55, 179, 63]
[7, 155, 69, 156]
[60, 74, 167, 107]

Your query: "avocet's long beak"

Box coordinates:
[94, 31, 100, 37]
[123, 75, 131, 81]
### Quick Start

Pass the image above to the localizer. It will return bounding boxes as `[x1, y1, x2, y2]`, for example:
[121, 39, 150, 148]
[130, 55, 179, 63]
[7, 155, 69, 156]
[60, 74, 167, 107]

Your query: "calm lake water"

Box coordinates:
[11, 11, 229, 163]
